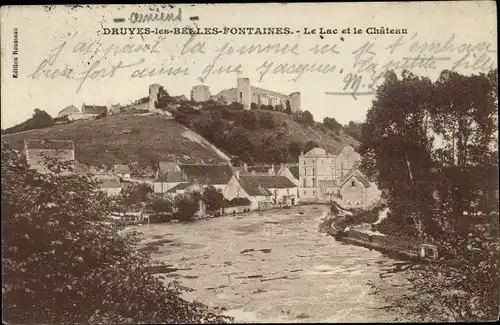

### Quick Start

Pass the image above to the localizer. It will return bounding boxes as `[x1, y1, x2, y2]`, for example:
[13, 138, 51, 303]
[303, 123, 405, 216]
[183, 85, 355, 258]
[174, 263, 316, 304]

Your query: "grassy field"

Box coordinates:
[1, 114, 230, 166]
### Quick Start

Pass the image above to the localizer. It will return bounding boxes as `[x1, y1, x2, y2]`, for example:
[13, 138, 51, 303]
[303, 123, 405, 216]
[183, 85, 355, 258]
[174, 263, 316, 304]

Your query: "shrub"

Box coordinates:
[174, 192, 202, 221]
[1, 143, 231, 324]
[259, 112, 275, 129]
[202, 186, 224, 215]
[228, 102, 244, 110]
[225, 197, 251, 207]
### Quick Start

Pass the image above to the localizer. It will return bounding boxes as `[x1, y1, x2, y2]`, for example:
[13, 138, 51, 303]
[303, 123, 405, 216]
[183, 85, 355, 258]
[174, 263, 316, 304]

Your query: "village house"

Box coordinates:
[224, 171, 298, 210]
[339, 168, 381, 209]
[24, 139, 75, 174]
[153, 162, 233, 194]
[113, 164, 131, 179]
[58, 105, 79, 118]
[95, 175, 122, 196]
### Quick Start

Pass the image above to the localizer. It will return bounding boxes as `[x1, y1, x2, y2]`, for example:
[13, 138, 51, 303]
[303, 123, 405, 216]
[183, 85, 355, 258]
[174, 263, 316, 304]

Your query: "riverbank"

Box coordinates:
[321, 210, 424, 262]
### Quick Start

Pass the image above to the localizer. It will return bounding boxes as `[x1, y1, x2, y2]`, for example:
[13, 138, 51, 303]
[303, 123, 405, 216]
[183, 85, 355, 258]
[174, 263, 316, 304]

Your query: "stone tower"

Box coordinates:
[236, 77, 252, 110]
[290, 92, 301, 113]
[149, 84, 161, 111]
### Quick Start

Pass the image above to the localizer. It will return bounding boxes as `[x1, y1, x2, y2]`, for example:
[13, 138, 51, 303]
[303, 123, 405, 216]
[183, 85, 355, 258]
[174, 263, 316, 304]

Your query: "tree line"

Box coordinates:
[360, 69, 498, 321]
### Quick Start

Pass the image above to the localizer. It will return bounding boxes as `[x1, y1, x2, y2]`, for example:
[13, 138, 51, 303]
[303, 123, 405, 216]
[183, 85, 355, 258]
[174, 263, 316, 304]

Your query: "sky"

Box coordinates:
[0, 2, 497, 129]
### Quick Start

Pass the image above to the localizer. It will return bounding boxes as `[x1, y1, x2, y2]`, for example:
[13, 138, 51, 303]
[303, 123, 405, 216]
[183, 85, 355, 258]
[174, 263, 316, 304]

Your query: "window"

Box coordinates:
[274, 189, 278, 196]
[312, 168, 315, 175]
[312, 178, 316, 187]
[312, 190, 316, 196]
[240, 92, 243, 99]
[351, 180, 355, 187]
[303, 190, 307, 196]
[303, 179, 307, 188]
[303, 168, 307, 176]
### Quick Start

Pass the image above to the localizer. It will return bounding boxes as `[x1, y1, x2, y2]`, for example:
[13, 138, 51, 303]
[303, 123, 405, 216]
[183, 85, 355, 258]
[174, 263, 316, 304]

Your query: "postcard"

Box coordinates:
[1, 2, 498, 324]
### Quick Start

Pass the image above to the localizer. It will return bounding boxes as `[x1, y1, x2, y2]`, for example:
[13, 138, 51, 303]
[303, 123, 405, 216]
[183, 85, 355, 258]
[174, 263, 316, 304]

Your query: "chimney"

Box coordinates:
[300, 150, 304, 156]
[243, 162, 248, 171]
[235, 169, 240, 180]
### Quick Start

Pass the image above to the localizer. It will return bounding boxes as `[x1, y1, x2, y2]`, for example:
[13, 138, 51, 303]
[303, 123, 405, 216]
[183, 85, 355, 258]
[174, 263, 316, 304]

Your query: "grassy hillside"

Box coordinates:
[2, 105, 359, 168]
[174, 107, 359, 164]
[1, 114, 230, 166]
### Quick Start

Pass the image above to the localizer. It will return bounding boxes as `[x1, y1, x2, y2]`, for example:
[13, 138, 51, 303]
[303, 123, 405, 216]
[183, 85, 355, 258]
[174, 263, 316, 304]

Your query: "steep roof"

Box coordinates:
[238, 175, 297, 197]
[98, 177, 121, 189]
[82, 104, 108, 115]
[155, 171, 185, 182]
[173, 95, 189, 102]
[58, 105, 79, 116]
[178, 164, 233, 185]
[341, 174, 371, 188]
[247, 165, 274, 174]
[304, 147, 327, 156]
[159, 161, 179, 175]
[113, 164, 131, 174]
[166, 182, 198, 193]
[288, 165, 299, 179]
[237, 177, 272, 196]
[25, 139, 74, 150]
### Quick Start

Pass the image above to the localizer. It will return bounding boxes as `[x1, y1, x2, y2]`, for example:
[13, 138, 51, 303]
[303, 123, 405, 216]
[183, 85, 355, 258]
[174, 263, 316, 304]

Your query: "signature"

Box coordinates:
[129, 8, 182, 24]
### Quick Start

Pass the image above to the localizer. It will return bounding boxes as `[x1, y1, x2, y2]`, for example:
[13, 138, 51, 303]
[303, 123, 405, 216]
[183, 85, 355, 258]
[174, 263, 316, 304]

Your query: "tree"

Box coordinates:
[343, 121, 363, 140]
[121, 183, 154, 210]
[360, 70, 437, 236]
[3, 109, 55, 134]
[361, 69, 499, 322]
[275, 104, 284, 112]
[202, 186, 224, 215]
[259, 135, 289, 163]
[289, 140, 305, 158]
[147, 194, 174, 214]
[1, 143, 231, 324]
[174, 192, 202, 221]
[228, 102, 244, 110]
[250, 103, 258, 110]
[285, 100, 292, 114]
[237, 111, 258, 130]
[259, 112, 276, 129]
[154, 86, 175, 109]
[323, 117, 342, 131]
[304, 140, 320, 153]
[295, 110, 314, 126]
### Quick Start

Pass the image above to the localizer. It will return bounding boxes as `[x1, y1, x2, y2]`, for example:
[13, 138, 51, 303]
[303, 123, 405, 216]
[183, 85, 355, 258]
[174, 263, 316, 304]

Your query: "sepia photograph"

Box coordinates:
[0, 2, 498, 323]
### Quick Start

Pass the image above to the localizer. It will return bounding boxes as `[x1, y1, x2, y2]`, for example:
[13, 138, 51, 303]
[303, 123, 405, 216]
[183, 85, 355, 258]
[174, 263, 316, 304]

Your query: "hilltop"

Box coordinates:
[1, 104, 360, 168]
[1, 113, 231, 167]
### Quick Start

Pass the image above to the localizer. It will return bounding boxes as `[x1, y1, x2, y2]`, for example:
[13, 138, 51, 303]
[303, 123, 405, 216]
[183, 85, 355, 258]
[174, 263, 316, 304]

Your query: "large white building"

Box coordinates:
[298, 145, 381, 208]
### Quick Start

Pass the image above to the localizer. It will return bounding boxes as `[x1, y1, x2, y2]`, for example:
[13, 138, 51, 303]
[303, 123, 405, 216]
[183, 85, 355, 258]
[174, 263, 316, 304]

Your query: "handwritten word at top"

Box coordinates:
[129, 8, 182, 24]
